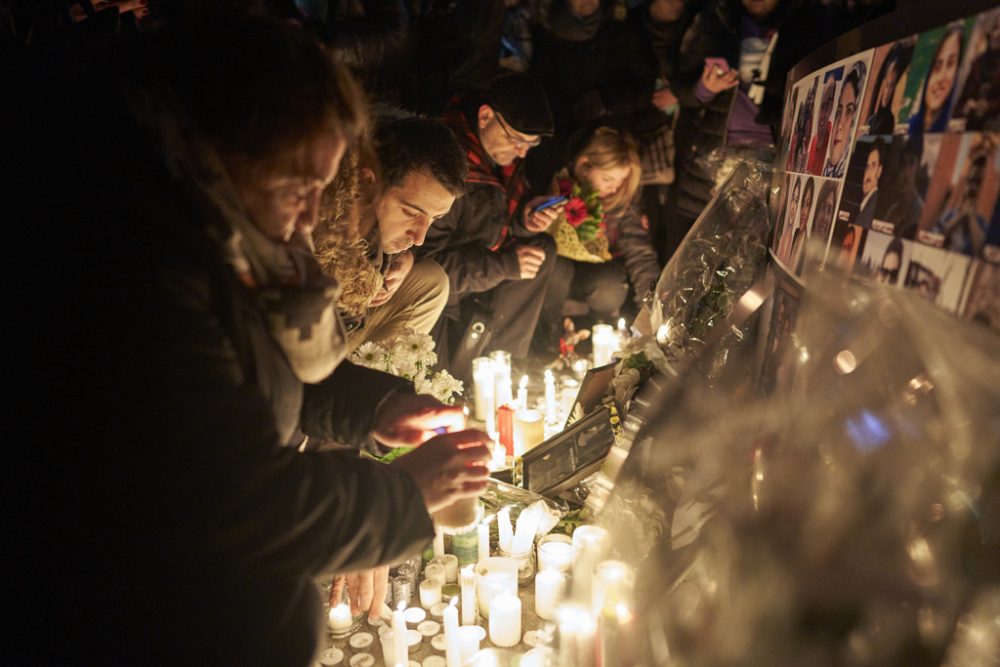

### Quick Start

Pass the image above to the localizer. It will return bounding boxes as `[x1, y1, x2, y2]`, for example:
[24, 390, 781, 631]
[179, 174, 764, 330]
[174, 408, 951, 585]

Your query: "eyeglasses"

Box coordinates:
[495, 113, 541, 149]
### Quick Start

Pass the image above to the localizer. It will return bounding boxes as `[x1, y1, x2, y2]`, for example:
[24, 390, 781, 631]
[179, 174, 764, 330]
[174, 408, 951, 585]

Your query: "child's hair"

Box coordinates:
[573, 126, 642, 212]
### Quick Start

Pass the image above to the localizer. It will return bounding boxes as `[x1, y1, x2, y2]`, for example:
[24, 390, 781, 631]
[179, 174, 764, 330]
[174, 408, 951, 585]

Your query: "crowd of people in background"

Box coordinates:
[2, 0, 913, 664]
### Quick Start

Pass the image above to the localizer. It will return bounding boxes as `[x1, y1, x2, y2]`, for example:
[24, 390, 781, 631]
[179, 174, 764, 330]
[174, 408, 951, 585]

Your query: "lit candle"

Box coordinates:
[557, 603, 596, 667]
[544, 369, 557, 425]
[477, 519, 491, 563]
[419, 579, 442, 609]
[431, 555, 459, 584]
[493, 362, 513, 408]
[460, 566, 477, 626]
[488, 592, 522, 648]
[379, 630, 397, 667]
[570, 357, 590, 380]
[537, 534, 574, 574]
[393, 603, 409, 667]
[617, 317, 628, 340]
[513, 408, 544, 457]
[443, 599, 461, 667]
[471, 357, 495, 424]
[498, 508, 514, 553]
[517, 375, 529, 410]
[424, 564, 447, 588]
[497, 403, 514, 456]
[572, 526, 611, 603]
[591, 561, 633, 615]
[433, 530, 445, 558]
[591, 324, 619, 367]
[511, 505, 540, 556]
[535, 569, 567, 621]
[328, 603, 353, 634]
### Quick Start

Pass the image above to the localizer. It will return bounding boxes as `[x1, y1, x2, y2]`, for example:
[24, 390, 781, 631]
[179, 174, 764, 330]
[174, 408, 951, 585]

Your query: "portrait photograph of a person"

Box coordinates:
[950, 9, 1000, 132]
[903, 22, 969, 135]
[860, 39, 916, 137]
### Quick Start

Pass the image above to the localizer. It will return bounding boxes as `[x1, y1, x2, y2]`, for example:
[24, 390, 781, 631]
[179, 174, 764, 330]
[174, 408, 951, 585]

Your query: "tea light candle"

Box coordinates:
[406, 629, 422, 649]
[431, 555, 459, 583]
[392, 604, 409, 667]
[477, 520, 491, 563]
[517, 375, 528, 410]
[513, 408, 544, 457]
[417, 620, 441, 639]
[460, 566, 477, 626]
[544, 369, 557, 425]
[328, 603, 353, 633]
[570, 358, 590, 380]
[424, 564, 447, 588]
[572, 525, 611, 603]
[349, 653, 375, 667]
[430, 602, 447, 620]
[443, 600, 461, 667]
[431, 633, 448, 652]
[537, 534, 573, 574]
[423, 657, 446, 667]
[319, 647, 344, 666]
[419, 579, 442, 609]
[404, 607, 427, 625]
[592, 324, 619, 367]
[458, 625, 486, 660]
[349, 632, 374, 651]
[535, 569, 567, 621]
[488, 592, 521, 648]
[472, 357, 496, 424]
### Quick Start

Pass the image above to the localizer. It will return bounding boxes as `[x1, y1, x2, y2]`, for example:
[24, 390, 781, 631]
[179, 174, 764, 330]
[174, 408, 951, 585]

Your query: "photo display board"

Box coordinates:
[771, 2, 1000, 331]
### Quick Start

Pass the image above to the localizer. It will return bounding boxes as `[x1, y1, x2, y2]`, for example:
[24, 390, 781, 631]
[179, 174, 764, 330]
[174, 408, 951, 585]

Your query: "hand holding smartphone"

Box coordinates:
[532, 194, 568, 213]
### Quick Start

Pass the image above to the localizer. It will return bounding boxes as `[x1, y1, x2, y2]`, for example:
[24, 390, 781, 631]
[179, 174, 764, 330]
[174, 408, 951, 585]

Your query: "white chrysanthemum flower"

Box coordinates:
[393, 356, 421, 382]
[352, 341, 386, 369]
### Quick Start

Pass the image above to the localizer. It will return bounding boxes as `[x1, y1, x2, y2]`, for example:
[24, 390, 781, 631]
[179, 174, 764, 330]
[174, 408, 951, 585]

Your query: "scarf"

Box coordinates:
[442, 99, 530, 251]
[127, 87, 347, 384]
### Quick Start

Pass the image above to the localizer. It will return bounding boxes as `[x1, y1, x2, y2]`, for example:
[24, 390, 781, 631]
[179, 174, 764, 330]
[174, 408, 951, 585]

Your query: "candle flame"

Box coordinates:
[617, 317, 626, 330]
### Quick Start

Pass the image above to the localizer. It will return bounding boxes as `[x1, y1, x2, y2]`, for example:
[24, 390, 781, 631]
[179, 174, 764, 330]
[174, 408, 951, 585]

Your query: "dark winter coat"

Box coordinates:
[5, 56, 433, 665]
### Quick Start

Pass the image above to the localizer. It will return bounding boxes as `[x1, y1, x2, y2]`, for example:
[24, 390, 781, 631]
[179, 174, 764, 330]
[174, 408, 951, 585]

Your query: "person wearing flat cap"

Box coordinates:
[417, 72, 565, 358]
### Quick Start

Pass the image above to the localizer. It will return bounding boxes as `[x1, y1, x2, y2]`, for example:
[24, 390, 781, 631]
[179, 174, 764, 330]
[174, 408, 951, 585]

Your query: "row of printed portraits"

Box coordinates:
[780, 8, 1000, 179]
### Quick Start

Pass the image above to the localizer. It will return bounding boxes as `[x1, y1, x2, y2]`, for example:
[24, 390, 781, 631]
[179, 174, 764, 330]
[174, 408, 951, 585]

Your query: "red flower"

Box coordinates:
[557, 178, 574, 196]
[565, 197, 587, 227]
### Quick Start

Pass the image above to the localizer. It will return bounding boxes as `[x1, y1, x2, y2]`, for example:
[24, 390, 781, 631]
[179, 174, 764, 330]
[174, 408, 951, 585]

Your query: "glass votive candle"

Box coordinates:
[536, 533, 573, 574]
[327, 603, 355, 636]
[571, 525, 611, 602]
[497, 544, 536, 585]
[475, 557, 519, 618]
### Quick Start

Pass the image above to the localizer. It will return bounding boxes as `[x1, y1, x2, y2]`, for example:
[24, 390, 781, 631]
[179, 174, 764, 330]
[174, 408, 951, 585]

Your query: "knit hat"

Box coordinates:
[485, 72, 555, 137]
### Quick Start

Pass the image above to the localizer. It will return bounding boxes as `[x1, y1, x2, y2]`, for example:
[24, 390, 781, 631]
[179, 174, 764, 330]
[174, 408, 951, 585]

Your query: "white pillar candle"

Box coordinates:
[458, 625, 486, 661]
[592, 560, 634, 615]
[424, 564, 447, 588]
[471, 357, 495, 424]
[328, 603, 353, 633]
[516, 375, 529, 411]
[513, 409, 544, 457]
[489, 592, 522, 648]
[498, 508, 514, 553]
[537, 534, 573, 574]
[392, 604, 409, 667]
[495, 367, 513, 408]
[379, 630, 397, 667]
[419, 579, 442, 609]
[443, 600, 462, 667]
[544, 369, 558, 425]
[477, 520, 491, 563]
[591, 324, 619, 367]
[557, 603, 596, 667]
[431, 555, 459, 583]
[535, 569, 567, 621]
[474, 557, 518, 618]
[433, 530, 445, 558]
[460, 566, 477, 626]
[572, 526, 611, 603]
